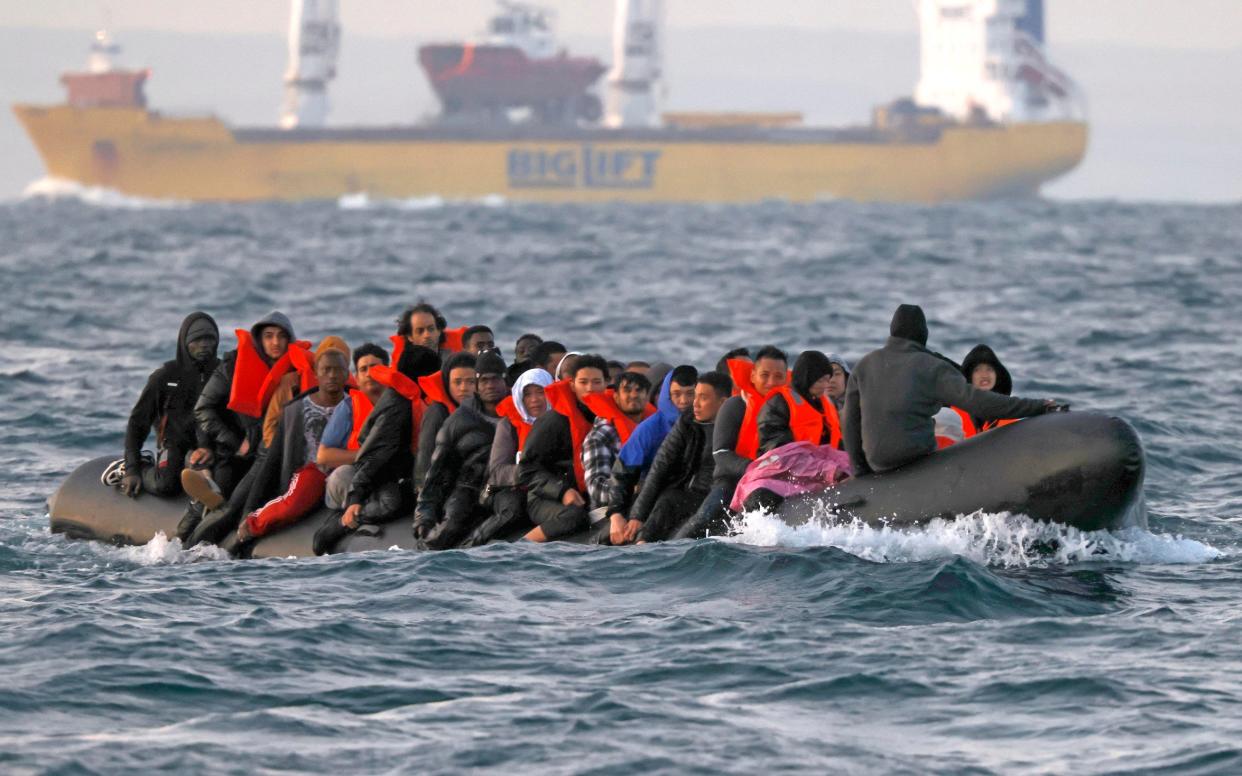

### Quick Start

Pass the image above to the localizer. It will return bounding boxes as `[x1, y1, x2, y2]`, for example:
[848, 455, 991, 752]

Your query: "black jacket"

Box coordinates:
[517, 401, 596, 503]
[346, 386, 415, 510]
[414, 397, 500, 527]
[414, 401, 451, 492]
[124, 311, 218, 470]
[844, 336, 1048, 475]
[711, 396, 752, 486]
[629, 413, 715, 524]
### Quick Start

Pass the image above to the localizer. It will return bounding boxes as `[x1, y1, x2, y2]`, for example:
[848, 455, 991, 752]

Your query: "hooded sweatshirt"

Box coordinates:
[843, 305, 1048, 475]
[604, 369, 690, 518]
[124, 311, 220, 471]
[488, 368, 555, 489]
[414, 351, 475, 491]
[194, 310, 296, 457]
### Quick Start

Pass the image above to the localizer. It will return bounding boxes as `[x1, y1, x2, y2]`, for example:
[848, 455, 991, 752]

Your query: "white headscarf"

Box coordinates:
[554, 351, 580, 380]
[512, 367, 555, 424]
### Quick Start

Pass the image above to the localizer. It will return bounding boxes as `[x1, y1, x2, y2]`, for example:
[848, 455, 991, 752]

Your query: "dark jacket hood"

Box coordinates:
[249, 310, 296, 362]
[396, 344, 441, 381]
[441, 352, 478, 400]
[890, 304, 928, 346]
[176, 311, 219, 375]
[961, 344, 1013, 396]
[792, 350, 833, 404]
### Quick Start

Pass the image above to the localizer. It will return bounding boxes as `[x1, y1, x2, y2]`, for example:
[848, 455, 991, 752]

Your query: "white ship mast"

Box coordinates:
[604, 0, 664, 128]
[915, 0, 1082, 123]
[280, 0, 340, 129]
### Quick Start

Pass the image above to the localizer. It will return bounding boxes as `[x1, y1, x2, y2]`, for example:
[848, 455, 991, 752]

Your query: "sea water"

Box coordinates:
[1, 185, 1240, 773]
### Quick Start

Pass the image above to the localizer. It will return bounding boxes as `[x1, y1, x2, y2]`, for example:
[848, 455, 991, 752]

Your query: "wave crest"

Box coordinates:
[20, 177, 187, 209]
[722, 510, 1223, 568]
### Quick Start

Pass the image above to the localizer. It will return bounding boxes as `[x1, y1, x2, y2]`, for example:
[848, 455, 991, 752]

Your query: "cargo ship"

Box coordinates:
[12, 0, 1087, 204]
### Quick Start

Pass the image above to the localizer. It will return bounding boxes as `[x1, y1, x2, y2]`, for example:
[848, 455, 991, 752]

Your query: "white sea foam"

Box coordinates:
[336, 192, 506, 210]
[722, 510, 1224, 568]
[107, 531, 231, 565]
[21, 177, 188, 209]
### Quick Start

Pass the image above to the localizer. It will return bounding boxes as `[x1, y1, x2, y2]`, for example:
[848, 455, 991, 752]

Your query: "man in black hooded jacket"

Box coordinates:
[413, 352, 507, 549]
[312, 345, 441, 555]
[844, 304, 1055, 475]
[756, 349, 836, 455]
[105, 311, 219, 497]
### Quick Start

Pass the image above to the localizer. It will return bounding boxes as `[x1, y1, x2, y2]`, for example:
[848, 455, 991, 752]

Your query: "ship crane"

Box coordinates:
[281, 0, 340, 129]
[605, 0, 664, 128]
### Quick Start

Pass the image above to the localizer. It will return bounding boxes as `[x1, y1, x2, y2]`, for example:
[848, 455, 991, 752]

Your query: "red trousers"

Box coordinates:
[245, 463, 327, 538]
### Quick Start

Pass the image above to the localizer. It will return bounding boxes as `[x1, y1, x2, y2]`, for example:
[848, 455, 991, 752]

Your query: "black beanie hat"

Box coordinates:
[792, 350, 834, 403]
[890, 304, 928, 346]
[475, 351, 506, 378]
[396, 344, 441, 381]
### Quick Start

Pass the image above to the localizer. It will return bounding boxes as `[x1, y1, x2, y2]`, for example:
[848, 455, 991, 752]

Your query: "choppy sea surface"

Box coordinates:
[2, 182, 1241, 774]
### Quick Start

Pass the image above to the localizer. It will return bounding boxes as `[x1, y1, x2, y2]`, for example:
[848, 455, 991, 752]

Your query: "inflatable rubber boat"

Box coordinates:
[47, 411, 1144, 558]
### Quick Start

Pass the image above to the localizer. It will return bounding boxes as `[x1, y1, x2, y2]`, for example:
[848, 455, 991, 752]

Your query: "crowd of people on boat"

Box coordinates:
[103, 302, 1059, 556]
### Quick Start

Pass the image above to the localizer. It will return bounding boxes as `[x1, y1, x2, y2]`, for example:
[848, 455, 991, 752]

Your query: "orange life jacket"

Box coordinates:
[726, 358, 759, 400]
[442, 326, 467, 353]
[726, 358, 766, 458]
[951, 407, 1018, 439]
[496, 395, 534, 451]
[775, 385, 844, 450]
[347, 390, 376, 451]
[581, 389, 656, 445]
[226, 329, 312, 418]
[544, 380, 593, 494]
[418, 370, 458, 413]
[368, 364, 424, 452]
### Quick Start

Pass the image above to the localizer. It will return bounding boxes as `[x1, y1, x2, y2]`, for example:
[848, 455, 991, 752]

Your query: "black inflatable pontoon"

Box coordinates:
[47, 411, 1144, 558]
[777, 411, 1146, 532]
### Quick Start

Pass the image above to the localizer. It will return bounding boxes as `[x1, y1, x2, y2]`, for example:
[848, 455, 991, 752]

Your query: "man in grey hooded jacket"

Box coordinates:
[843, 304, 1054, 476]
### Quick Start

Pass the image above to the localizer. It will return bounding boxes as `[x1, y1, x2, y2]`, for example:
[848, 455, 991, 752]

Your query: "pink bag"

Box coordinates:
[730, 441, 853, 512]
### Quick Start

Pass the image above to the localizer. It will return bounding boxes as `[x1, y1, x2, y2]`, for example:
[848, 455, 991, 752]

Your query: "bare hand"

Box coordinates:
[237, 519, 254, 542]
[120, 474, 142, 498]
[341, 504, 361, 528]
[188, 447, 213, 466]
[609, 513, 628, 545]
[561, 489, 585, 508]
[238, 439, 251, 457]
[622, 519, 644, 544]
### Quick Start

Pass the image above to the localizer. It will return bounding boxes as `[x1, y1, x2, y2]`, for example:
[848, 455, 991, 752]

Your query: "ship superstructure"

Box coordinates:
[12, 0, 1087, 203]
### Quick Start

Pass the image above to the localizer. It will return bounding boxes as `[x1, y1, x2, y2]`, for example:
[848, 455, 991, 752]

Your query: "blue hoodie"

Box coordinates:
[617, 370, 682, 474]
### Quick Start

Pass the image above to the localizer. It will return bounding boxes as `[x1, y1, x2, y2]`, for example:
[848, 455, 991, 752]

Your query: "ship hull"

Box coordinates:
[13, 105, 1087, 203]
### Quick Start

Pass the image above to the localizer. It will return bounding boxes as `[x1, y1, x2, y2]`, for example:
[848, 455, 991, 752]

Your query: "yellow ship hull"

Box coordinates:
[13, 104, 1086, 204]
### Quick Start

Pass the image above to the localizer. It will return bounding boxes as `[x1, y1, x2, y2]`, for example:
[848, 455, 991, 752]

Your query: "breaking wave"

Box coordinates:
[722, 510, 1224, 568]
[20, 177, 188, 209]
[336, 192, 506, 210]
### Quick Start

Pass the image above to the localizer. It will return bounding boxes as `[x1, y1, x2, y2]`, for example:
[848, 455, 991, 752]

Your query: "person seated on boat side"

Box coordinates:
[461, 325, 499, 358]
[582, 371, 653, 515]
[603, 365, 697, 542]
[623, 371, 732, 545]
[461, 367, 555, 547]
[531, 340, 568, 379]
[606, 360, 627, 389]
[180, 311, 297, 532]
[517, 354, 610, 542]
[312, 345, 441, 555]
[843, 304, 1055, 476]
[229, 339, 353, 554]
[710, 346, 789, 505]
[105, 312, 220, 498]
[952, 344, 1021, 439]
[412, 352, 508, 549]
[757, 350, 842, 455]
[319, 342, 389, 510]
[505, 333, 544, 388]
[414, 352, 478, 495]
[825, 354, 850, 413]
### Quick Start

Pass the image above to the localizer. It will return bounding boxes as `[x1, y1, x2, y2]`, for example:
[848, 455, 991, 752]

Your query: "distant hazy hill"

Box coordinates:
[1, 25, 1237, 202]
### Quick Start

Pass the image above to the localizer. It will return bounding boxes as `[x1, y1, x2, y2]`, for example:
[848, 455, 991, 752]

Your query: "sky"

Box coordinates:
[7, 0, 1242, 50]
[2, 1, 1240, 202]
